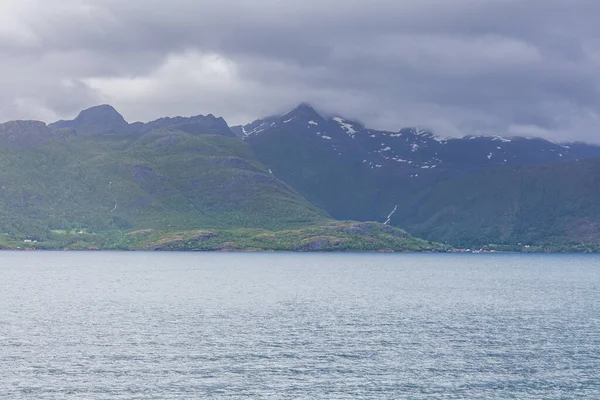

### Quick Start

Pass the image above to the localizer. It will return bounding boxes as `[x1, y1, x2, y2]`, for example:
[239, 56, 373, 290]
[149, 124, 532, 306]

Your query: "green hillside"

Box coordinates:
[0, 117, 442, 252]
[0, 129, 320, 234]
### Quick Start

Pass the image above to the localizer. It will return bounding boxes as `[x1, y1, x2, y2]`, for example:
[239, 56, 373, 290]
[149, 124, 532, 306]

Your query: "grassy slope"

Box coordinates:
[0, 221, 446, 252]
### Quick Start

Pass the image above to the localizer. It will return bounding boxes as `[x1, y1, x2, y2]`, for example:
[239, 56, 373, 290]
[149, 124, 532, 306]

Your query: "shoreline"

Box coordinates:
[1, 247, 596, 254]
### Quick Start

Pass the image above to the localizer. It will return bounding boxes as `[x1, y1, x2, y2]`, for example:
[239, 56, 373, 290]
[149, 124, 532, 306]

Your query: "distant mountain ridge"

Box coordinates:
[49, 105, 235, 138]
[234, 103, 600, 172]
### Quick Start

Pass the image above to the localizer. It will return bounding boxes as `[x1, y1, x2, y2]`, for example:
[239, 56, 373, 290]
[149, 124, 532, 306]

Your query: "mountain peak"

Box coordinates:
[50, 104, 128, 135]
[282, 103, 324, 122]
[294, 102, 317, 112]
[77, 104, 122, 116]
[74, 104, 128, 129]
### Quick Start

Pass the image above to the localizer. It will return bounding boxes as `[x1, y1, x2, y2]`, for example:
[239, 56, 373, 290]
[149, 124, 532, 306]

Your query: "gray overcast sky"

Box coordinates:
[1, 0, 599, 142]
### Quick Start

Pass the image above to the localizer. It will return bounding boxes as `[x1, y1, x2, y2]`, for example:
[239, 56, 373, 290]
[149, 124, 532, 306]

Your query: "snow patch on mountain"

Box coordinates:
[411, 127, 446, 143]
[333, 117, 357, 138]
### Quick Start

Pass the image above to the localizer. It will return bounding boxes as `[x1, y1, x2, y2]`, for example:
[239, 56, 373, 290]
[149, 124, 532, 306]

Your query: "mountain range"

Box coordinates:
[234, 103, 600, 249]
[1, 103, 599, 251]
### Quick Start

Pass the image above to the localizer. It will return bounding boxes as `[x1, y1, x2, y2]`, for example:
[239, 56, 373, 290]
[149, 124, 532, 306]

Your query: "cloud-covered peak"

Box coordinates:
[282, 103, 325, 122]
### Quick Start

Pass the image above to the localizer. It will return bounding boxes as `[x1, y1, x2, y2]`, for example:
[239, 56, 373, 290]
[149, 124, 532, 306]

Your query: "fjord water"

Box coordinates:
[0, 253, 599, 399]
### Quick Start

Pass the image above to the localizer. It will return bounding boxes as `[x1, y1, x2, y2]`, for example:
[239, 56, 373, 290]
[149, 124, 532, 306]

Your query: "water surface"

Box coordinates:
[1, 252, 599, 399]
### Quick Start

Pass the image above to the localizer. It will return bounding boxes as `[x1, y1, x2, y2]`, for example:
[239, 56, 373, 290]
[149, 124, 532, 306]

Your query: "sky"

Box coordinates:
[1, 0, 599, 142]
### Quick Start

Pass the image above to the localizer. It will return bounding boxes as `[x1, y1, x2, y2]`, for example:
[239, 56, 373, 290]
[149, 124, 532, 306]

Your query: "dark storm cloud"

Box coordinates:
[1, 0, 599, 142]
